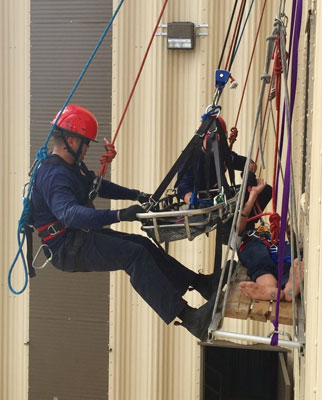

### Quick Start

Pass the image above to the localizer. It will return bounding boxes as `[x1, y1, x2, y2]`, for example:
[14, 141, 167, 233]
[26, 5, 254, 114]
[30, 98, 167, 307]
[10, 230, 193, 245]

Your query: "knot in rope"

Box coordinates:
[98, 139, 117, 178]
[273, 37, 282, 76]
[269, 212, 280, 245]
[229, 127, 238, 147]
[18, 198, 31, 232]
[36, 146, 48, 163]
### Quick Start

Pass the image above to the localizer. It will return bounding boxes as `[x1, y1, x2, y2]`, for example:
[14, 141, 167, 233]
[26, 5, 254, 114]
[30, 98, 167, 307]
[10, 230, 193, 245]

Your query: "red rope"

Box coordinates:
[246, 211, 280, 244]
[112, 0, 168, 146]
[271, 35, 282, 212]
[98, 139, 117, 177]
[229, 0, 267, 150]
[98, 0, 169, 177]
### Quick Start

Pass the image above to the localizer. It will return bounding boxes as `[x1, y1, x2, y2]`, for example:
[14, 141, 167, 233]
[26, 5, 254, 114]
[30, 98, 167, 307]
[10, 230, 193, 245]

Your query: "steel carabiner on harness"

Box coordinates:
[32, 244, 53, 270]
[88, 175, 103, 201]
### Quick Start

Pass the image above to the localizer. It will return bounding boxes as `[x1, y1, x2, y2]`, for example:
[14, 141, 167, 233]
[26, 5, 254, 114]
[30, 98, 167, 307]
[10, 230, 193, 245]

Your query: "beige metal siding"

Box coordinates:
[305, 1, 322, 398]
[0, 0, 30, 399]
[109, 1, 290, 399]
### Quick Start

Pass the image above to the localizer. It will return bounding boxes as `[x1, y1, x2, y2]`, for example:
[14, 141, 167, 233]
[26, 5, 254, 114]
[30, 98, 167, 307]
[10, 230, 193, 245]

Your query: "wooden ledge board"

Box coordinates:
[224, 267, 296, 326]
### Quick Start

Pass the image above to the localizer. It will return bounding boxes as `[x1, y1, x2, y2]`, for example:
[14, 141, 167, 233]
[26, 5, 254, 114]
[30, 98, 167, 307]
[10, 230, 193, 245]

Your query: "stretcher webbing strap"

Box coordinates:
[151, 114, 216, 204]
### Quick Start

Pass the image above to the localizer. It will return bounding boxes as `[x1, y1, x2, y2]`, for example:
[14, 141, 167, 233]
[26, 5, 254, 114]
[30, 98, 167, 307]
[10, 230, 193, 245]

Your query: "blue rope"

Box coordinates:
[201, 105, 221, 122]
[8, 0, 126, 295]
[230, 0, 255, 65]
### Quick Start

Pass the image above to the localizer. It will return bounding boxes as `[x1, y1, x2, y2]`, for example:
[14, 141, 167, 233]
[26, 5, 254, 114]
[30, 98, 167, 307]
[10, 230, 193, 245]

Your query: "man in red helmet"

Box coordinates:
[31, 104, 224, 341]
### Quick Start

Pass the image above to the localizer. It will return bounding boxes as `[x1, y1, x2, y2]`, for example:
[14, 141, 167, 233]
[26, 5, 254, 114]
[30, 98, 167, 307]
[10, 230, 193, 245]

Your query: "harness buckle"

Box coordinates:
[247, 230, 259, 239]
[269, 244, 278, 253]
[47, 224, 61, 236]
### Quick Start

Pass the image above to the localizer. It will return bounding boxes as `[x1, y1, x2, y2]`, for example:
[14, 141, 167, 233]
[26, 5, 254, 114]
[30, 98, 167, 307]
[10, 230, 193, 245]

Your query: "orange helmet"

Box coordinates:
[52, 104, 98, 142]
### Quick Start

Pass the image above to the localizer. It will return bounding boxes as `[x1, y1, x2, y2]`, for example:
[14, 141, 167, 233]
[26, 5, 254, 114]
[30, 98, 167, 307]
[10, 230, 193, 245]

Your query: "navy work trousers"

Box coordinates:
[238, 237, 291, 287]
[53, 229, 197, 324]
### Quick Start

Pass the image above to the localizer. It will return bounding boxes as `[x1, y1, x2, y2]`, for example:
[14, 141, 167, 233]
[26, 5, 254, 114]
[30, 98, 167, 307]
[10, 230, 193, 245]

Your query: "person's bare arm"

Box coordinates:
[238, 178, 267, 236]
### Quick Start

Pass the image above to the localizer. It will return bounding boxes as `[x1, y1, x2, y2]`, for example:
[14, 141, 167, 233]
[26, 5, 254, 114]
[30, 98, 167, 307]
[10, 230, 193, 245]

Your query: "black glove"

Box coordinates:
[118, 205, 145, 221]
[137, 191, 151, 204]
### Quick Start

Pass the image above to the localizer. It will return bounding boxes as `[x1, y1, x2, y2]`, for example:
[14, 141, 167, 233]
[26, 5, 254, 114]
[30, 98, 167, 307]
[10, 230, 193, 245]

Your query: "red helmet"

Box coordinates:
[52, 104, 98, 142]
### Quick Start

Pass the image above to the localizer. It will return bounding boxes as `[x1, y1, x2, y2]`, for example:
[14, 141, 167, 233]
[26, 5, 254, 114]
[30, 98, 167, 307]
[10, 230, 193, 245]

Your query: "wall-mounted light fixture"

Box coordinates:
[156, 22, 208, 50]
[167, 22, 195, 50]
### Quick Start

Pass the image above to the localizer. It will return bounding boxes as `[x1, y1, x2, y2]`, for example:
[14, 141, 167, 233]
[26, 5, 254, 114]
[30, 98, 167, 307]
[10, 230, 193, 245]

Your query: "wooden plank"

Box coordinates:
[224, 266, 298, 325]
[225, 267, 252, 320]
[249, 300, 272, 322]
[270, 301, 297, 326]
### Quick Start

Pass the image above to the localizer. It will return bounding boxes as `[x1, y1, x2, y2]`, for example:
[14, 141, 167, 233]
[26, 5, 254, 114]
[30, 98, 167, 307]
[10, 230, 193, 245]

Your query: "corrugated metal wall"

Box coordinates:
[2, 0, 322, 399]
[1, 0, 30, 399]
[305, 1, 322, 398]
[29, 1, 113, 399]
[109, 1, 294, 399]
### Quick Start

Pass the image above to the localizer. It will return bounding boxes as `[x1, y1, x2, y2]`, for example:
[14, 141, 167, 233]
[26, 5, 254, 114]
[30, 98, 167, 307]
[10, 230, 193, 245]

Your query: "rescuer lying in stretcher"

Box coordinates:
[237, 179, 304, 301]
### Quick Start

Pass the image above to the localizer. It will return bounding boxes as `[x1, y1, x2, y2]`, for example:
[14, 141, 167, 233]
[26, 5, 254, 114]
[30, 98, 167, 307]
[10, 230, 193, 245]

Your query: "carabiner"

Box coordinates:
[32, 244, 53, 270]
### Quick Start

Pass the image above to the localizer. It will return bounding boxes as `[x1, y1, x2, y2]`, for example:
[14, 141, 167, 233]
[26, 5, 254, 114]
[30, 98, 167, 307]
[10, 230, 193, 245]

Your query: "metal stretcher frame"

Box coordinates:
[137, 192, 239, 243]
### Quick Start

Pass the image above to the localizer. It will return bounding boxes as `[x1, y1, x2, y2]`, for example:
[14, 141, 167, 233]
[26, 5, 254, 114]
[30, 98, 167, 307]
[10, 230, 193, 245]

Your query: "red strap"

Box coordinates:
[36, 221, 59, 232]
[239, 234, 272, 253]
[36, 221, 67, 242]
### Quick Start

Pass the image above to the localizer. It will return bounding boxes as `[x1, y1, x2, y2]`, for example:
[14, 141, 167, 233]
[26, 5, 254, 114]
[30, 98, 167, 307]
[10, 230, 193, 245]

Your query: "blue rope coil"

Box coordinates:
[8, 0, 126, 295]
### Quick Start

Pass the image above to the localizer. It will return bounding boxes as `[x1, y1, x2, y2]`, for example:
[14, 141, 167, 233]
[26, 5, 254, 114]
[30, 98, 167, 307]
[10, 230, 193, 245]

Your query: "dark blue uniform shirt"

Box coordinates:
[32, 154, 138, 251]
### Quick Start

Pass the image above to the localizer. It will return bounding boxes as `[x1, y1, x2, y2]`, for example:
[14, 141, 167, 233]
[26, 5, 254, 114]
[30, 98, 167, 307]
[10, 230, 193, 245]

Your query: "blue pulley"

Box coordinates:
[215, 69, 231, 90]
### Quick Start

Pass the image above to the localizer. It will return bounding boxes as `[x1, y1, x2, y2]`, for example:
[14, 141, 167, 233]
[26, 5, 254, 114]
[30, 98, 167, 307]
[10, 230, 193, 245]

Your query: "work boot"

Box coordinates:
[178, 294, 217, 341]
[192, 261, 237, 300]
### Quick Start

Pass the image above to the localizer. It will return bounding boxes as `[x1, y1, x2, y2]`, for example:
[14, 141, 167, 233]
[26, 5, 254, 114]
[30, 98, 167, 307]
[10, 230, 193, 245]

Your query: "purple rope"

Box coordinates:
[274, 0, 297, 206]
[271, 0, 303, 346]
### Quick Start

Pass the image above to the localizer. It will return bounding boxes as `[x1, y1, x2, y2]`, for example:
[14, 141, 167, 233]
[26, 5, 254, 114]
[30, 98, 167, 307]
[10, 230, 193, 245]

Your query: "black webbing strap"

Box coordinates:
[205, 117, 231, 194]
[214, 218, 224, 273]
[216, 120, 235, 188]
[151, 114, 216, 204]
[26, 225, 36, 278]
[212, 132, 224, 191]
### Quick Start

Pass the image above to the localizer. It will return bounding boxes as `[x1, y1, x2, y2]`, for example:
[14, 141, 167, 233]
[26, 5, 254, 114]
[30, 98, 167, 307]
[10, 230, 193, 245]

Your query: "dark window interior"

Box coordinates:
[203, 346, 284, 400]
